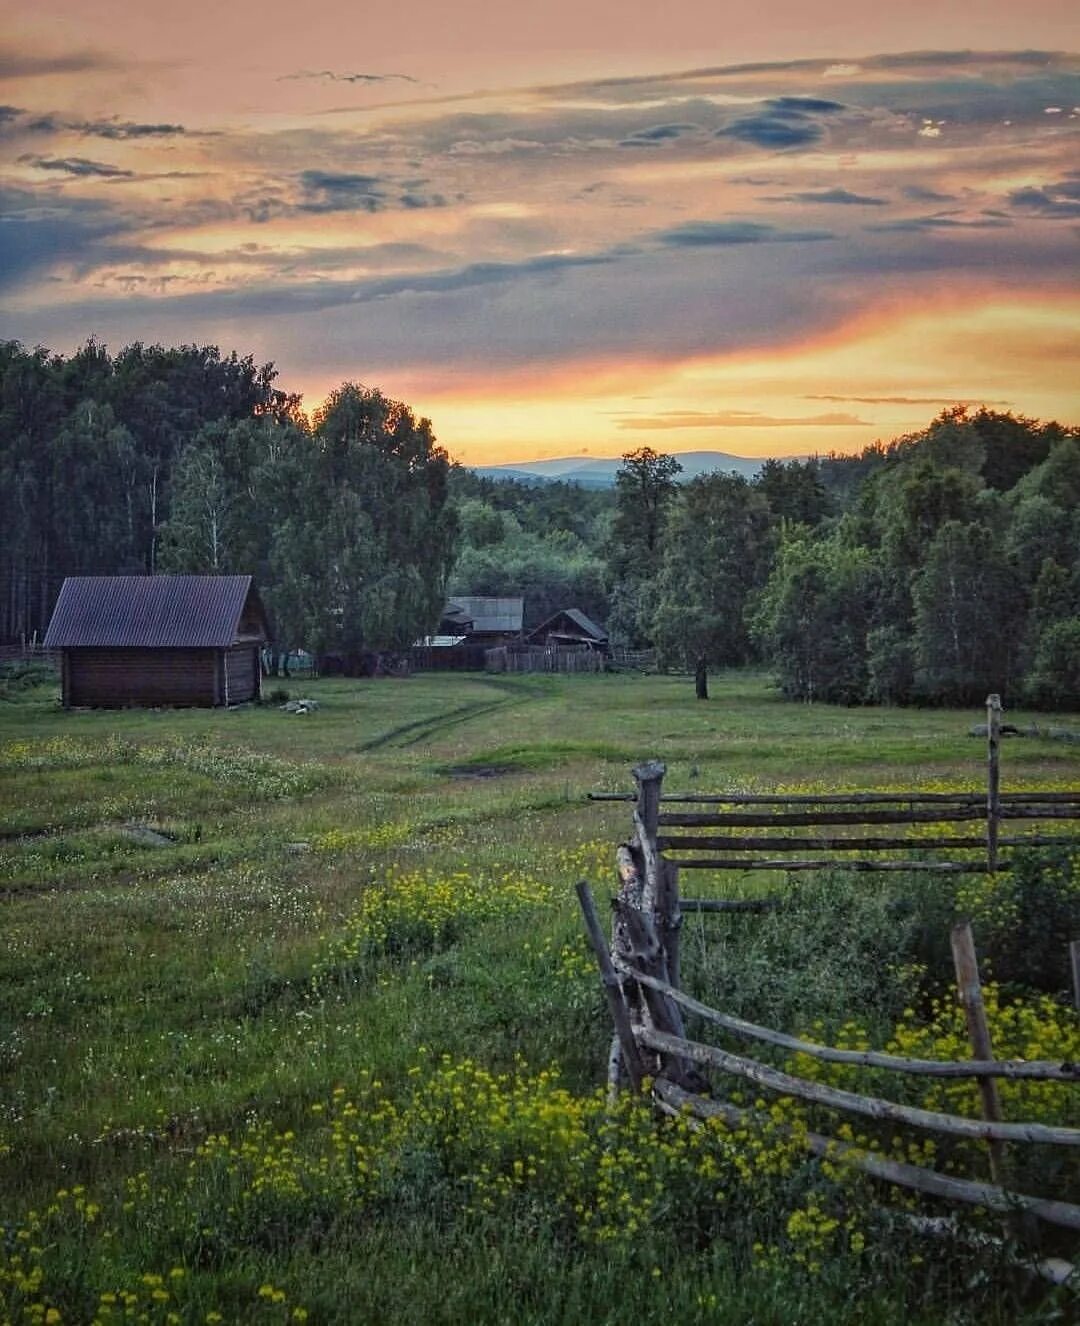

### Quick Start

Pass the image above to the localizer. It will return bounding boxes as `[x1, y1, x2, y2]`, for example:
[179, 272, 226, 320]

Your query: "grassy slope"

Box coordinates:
[1, 671, 1077, 1324]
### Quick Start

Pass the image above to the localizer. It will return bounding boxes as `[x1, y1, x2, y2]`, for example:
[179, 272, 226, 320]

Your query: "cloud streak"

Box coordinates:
[614, 409, 869, 429]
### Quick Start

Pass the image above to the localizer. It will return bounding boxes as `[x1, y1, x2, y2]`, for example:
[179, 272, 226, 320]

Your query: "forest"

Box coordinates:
[1, 338, 1078, 707]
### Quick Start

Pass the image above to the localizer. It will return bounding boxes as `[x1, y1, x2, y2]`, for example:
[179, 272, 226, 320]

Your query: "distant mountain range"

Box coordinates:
[469, 451, 802, 488]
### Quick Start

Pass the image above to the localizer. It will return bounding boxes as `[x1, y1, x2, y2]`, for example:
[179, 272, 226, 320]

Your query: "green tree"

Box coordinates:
[912, 521, 1025, 703]
[751, 531, 878, 703]
[1024, 619, 1080, 709]
[606, 447, 682, 646]
[755, 458, 830, 526]
[650, 473, 774, 673]
[273, 384, 455, 661]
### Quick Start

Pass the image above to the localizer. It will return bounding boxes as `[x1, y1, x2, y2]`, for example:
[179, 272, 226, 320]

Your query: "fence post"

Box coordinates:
[633, 760, 665, 914]
[1071, 939, 1080, 1015]
[986, 693, 1001, 873]
[576, 881, 645, 1093]
[951, 921, 1007, 1186]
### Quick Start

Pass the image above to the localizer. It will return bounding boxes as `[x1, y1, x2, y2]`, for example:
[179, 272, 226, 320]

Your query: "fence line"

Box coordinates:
[576, 711, 1080, 1238]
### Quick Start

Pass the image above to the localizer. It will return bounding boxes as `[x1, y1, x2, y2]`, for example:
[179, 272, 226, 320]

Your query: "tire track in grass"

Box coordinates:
[357, 676, 548, 752]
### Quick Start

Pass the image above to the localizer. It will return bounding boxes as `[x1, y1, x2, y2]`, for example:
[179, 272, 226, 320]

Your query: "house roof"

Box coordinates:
[446, 596, 523, 634]
[528, 607, 608, 643]
[44, 576, 267, 649]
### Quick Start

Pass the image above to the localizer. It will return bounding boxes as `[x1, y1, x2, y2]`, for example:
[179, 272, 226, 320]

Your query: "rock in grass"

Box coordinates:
[121, 824, 174, 847]
[280, 698, 320, 714]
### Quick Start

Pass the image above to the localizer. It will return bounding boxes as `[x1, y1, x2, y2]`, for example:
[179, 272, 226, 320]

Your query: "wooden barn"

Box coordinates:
[44, 575, 270, 708]
[525, 608, 608, 652]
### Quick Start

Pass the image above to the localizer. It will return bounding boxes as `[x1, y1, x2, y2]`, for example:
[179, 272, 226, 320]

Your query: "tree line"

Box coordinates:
[0, 340, 455, 662]
[3, 337, 1076, 707]
[606, 411, 1080, 709]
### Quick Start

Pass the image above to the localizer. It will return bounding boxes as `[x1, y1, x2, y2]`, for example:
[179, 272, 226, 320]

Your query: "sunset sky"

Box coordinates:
[1, 2, 1077, 463]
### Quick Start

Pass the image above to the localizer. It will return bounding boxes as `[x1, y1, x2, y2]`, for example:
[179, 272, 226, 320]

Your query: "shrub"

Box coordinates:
[956, 847, 1080, 993]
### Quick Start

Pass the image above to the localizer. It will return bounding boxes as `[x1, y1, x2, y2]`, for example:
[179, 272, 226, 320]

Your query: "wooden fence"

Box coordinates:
[485, 644, 605, 674]
[589, 696, 1080, 876]
[576, 700, 1080, 1251]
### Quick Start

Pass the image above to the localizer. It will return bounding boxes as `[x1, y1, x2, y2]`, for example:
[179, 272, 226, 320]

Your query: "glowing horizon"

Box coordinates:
[1, 8, 1077, 463]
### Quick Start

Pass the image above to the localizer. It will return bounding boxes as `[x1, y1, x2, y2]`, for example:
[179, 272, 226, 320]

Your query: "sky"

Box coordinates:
[1, 2, 1078, 464]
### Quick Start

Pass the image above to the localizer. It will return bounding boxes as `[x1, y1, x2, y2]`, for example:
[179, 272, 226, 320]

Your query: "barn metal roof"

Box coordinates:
[447, 596, 523, 634]
[44, 576, 266, 649]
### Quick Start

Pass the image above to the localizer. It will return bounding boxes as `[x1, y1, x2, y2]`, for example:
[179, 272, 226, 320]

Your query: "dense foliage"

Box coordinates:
[601, 408, 1079, 708]
[3, 336, 1076, 706]
[0, 342, 455, 658]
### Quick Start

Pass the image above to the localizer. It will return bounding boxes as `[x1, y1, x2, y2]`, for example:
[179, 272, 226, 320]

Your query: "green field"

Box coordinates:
[2, 671, 1078, 1325]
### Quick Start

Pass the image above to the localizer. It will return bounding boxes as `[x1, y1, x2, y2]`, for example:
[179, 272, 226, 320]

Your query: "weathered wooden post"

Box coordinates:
[951, 920, 1006, 1186]
[576, 881, 646, 1092]
[1070, 939, 1080, 1015]
[986, 693, 1002, 874]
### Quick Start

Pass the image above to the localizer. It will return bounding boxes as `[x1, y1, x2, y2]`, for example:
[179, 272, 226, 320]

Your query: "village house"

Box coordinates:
[44, 575, 270, 708]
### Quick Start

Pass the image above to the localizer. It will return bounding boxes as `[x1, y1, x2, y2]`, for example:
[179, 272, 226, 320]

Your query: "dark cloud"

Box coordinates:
[398, 192, 446, 209]
[619, 122, 699, 147]
[869, 213, 1013, 233]
[279, 69, 418, 85]
[83, 119, 189, 140]
[764, 188, 887, 206]
[657, 220, 834, 246]
[290, 170, 446, 215]
[296, 170, 388, 213]
[0, 45, 121, 78]
[721, 113, 823, 149]
[18, 154, 135, 178]
[770, 96, 845, 114]
[0, 185, 136, 292]
[0, 107, 190, 139]
[903, 185, 956, 204]
[719, 97, 846, 150]
[1008, 178, 1080, 219]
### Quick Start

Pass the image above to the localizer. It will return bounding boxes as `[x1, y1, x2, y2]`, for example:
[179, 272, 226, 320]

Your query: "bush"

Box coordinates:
[956, 847, 1080, 993]
[1024, 617, 1080, 709]
[0, 659, 57, 700]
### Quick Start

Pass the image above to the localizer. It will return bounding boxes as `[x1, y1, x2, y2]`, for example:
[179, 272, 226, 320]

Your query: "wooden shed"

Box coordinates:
[525, 608, 608, 652]
[44, 575, 270, 708]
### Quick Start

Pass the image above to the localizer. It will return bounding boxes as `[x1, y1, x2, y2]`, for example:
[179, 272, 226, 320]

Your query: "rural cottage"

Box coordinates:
[44, 575, 270, 708]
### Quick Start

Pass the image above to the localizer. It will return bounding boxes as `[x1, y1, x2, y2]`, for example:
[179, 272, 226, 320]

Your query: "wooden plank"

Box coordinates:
[618, 963, 1079, 1080]
[672, 858, 992, 873]
[658, 807, 1079, 828]
[637, 1027, 1080, 1146]
[654, 1081, 1080, 1233]
[659, 833, 1080, 853]
[590, 791, 1080, 806]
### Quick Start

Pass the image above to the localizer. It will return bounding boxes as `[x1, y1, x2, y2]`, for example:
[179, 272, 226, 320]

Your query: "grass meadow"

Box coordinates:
[1, 669, 1078, 1324]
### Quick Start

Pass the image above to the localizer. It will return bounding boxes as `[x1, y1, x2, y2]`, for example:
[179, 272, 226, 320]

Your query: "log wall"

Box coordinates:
[63, 646, 257, 707]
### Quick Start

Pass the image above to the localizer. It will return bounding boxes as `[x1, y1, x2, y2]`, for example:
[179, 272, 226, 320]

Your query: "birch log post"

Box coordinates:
[986, 693, 1002, 873]
[575, 881, 645, 1092]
